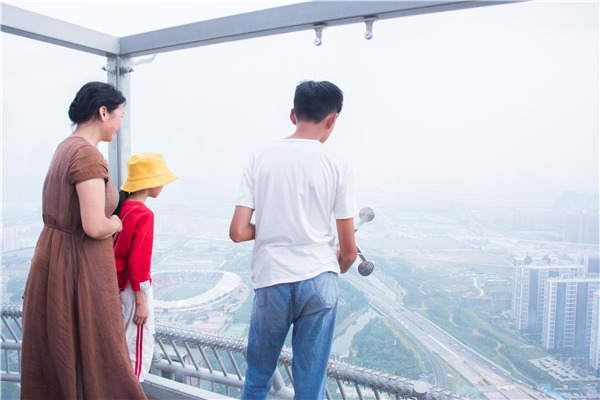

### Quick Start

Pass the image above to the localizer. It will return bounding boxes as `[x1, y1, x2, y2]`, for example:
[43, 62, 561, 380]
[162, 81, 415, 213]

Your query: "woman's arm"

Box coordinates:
[76, 178, 122, 239]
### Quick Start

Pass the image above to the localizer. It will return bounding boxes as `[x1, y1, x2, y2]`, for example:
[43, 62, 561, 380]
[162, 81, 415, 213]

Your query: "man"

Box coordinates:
[229, 80, 358, 400]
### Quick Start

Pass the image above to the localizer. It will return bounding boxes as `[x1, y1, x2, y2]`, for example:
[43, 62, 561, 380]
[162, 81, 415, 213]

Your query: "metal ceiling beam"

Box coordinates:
[1, 1, 523, 58]
[119, 1, 521, 57]
[0, 2, 118, 56]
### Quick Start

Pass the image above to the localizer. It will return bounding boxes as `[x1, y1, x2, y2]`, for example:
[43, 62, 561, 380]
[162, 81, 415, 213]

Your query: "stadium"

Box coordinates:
[152, 270, 242, 315]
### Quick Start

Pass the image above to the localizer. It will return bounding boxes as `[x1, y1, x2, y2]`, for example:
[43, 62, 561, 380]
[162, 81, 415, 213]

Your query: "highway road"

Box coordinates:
[344, 273, 447, 387]
[343, 272, 546, 400]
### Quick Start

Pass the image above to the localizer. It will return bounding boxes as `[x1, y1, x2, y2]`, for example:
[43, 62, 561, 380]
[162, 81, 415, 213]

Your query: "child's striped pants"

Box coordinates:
[120, 284, 155, 382]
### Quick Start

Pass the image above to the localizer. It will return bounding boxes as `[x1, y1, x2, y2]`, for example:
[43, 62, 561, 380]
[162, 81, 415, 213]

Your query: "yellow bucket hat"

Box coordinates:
[120, 152, 177, 192]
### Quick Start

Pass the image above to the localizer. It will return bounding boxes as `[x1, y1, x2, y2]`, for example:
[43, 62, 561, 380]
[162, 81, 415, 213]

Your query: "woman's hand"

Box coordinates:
[110, 214, 123, 234]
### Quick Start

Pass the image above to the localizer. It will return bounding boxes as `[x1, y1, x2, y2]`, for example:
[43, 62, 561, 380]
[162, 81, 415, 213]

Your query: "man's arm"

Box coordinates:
[336, 218, 357, 273]
[229, 206, 256, 243]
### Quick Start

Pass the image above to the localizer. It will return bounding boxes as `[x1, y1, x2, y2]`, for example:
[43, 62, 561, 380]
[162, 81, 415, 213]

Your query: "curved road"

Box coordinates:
[344, 274, 447, 387]
[343, 272, 543, 400]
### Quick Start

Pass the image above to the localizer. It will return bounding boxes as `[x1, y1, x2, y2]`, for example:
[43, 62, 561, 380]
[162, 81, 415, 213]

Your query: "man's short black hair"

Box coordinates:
[293, 80, 343, 123]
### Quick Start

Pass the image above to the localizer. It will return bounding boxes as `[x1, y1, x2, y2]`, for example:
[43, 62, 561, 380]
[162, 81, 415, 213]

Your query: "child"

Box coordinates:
[113, 152, 177, 382]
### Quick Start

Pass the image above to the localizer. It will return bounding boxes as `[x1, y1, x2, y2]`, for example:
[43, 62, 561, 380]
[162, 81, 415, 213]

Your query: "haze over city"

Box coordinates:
[2, 0, 598, 208]
[1, 1, 599, 400]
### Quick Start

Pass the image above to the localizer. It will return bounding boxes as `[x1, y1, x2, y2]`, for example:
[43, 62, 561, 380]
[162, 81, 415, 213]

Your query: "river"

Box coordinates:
[331, 308, 378, 357]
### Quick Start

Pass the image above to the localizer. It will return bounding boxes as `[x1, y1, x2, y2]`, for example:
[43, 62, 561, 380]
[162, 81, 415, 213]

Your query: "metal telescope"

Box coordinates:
[355, 207, 375, 276]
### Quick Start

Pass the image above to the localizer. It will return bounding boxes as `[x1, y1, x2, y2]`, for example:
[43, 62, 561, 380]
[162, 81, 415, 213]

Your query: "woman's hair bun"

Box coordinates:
[69, 82, 126, 124]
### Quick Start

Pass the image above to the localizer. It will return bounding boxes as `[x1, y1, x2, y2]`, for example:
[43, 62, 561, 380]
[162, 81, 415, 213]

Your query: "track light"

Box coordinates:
[364, 16, 377, 40]
[313, 23, 326, 46]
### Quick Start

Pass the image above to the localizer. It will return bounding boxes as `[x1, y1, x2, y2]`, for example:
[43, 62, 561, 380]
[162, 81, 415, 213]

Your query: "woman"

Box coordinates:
[21, 82, 147, 399]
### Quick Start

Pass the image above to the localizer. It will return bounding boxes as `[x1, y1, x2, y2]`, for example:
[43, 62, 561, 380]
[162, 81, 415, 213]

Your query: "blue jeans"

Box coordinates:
[242, 271, 338, 400]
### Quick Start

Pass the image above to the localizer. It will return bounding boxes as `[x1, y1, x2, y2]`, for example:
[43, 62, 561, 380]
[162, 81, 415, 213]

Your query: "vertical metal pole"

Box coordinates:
[271, 368, 295, 399]
[106, 54, 132, 188]
[106, 56, 119, 186]
[118, 57, 132, 187]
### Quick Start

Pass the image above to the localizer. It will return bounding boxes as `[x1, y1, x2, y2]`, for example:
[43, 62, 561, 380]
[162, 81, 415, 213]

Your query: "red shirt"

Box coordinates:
[114, 201, 154, 291]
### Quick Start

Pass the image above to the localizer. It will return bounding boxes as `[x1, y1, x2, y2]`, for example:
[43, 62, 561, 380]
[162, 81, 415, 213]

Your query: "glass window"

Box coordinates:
[2, 33, 108, 249]
[2, 1, 599, 399]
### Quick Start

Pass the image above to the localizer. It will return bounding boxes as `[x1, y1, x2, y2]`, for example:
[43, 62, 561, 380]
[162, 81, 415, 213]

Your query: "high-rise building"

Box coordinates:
[586, 255, 600, 274]
[542, 274, 600, 350]
[563, 212, 599, 244]
[512, 256, 585, 332]
[590, 290, 600, 370]
[1, 223, 18, 252]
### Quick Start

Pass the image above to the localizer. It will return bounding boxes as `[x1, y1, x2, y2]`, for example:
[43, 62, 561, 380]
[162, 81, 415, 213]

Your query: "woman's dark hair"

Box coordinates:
[293, 80, 343, 123]
[68, 82, 126, 125]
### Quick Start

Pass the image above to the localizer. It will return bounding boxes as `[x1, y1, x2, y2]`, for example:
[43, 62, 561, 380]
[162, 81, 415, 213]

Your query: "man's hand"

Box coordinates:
[134, 291, 149, 325]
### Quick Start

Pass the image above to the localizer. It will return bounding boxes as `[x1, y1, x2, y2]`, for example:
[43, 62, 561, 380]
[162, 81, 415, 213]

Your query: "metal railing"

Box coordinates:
[1, 304, 471, 400]
[1, 304, 22, 383]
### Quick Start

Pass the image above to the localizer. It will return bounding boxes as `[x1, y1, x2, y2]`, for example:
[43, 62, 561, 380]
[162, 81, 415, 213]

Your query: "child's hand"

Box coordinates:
[134, 302, 148, 325]
[134, 291, 149, 325]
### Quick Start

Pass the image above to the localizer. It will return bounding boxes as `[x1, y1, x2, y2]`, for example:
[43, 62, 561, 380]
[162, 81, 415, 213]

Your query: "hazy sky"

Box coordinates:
[1, 0, 598, 208]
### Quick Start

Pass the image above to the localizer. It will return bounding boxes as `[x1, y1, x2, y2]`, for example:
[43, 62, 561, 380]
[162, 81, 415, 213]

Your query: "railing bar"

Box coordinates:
[11, 316, 23, 333]
[212, 347, 228, 377]
[5, 349, 10, 373]
[198, 345, 214, 373]
[355, 382, 363, 400]
[17, 350, 21, 375]
[183, 342, 200, 370]
[151, 361, 244, 389]
[0, 372, 22, 382]
[325, 387, 332, 400]
[284, 364, 294, 386]
[336, 378, 347, 400]
[1, 316, 19, 341]
[170, 339, 187, 368]
[373, 387, 381, 400]
[0, 343, 21, 350]
[226, 349, 242, 380]
[0, 305, 470, 400]
[156, 337, 172, 364]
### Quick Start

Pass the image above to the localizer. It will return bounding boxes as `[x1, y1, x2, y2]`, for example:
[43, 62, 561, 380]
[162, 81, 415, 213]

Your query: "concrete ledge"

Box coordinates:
[142, 374, 235, 400]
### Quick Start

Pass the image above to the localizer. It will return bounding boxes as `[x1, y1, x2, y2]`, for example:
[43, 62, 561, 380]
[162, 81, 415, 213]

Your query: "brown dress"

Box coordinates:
[21, 136, 147, 400]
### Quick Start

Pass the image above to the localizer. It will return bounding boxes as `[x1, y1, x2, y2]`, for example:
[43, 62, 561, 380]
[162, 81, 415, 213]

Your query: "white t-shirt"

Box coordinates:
[236, 139, 358, 289]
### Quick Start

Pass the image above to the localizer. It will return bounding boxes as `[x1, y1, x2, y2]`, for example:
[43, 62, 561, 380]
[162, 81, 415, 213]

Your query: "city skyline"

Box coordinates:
[2, 187, 599, 399]
[2, 2, 599, 399]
